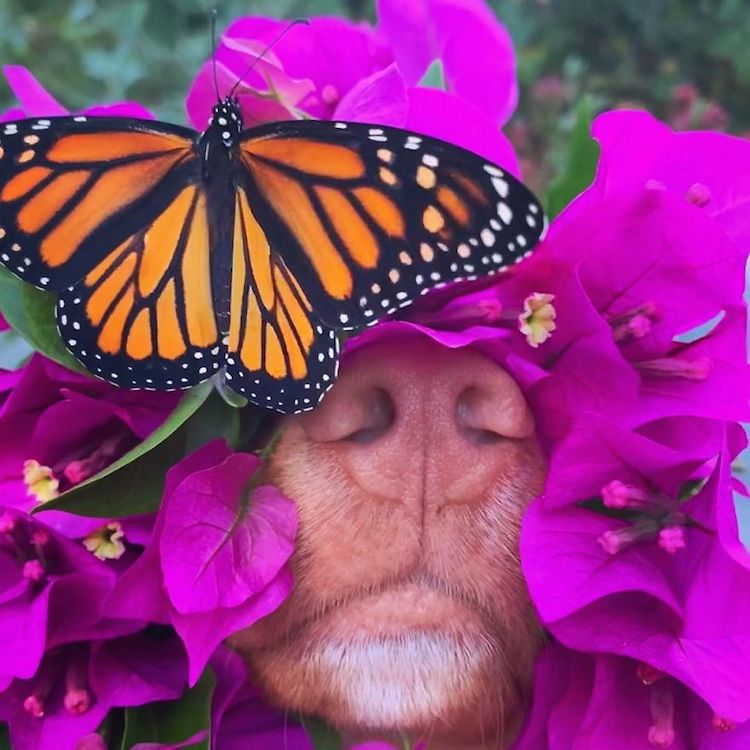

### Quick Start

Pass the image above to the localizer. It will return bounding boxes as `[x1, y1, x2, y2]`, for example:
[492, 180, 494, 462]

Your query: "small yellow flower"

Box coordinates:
[23, 460, 59, 503]
[83, 522, 126, 560]
[518, 292, 557, 348]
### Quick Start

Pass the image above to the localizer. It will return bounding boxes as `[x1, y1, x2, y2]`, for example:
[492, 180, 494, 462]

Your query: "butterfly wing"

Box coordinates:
[0, 116, 223, 388]
[0, 116, 197, 289]
[56, 182, 224, 389]
[225, 183, 339, 412]
[238, 119, 545, 331]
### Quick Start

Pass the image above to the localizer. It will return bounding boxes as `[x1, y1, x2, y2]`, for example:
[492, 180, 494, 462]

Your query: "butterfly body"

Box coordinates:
[0, 99, 546, 413]
[199, 98, 245, 332]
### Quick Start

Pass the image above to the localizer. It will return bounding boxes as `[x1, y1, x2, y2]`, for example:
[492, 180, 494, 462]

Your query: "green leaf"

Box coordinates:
[120, 667, 215, 750]
[546, 97, 600, 219]
[418, 59, 446, 90]
[0, 723, 11, 750]
[214, 375, 249, 408]
[0, 328, 34, 370]
[0, 266, 86, 372]
[183, 390, 242, 453]
[37, 381, 213, 517]
[303, 718, 343, 750]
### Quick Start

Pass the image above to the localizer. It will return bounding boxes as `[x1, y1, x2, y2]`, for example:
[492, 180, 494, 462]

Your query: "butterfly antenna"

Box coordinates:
[210, 8, 220, 102]
[227, 17, 309, 98]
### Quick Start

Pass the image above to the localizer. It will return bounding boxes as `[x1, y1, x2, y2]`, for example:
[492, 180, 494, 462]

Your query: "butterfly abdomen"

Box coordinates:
[199, 104, 245, 334]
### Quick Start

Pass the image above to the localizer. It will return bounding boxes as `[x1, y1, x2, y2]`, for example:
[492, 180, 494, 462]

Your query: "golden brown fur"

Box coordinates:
[231, 334, 547, 748]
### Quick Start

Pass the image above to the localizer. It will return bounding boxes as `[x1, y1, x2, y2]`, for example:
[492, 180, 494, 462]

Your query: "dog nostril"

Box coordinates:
[455, 385, 534, 445]
[342, 388, 396, 445]
[455, 395, 505, 445]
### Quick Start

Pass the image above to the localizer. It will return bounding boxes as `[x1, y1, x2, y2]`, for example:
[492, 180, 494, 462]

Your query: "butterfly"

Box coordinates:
[0, 97, 546, 413]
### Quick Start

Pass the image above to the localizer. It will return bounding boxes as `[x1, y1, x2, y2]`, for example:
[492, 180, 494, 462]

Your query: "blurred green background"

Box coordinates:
[0, 0, 744, 195]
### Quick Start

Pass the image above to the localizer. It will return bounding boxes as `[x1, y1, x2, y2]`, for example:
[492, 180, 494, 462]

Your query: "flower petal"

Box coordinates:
[160, 455, 297, 613]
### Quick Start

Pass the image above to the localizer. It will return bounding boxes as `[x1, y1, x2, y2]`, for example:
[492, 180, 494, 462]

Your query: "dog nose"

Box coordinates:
[297, 331, 536, 515]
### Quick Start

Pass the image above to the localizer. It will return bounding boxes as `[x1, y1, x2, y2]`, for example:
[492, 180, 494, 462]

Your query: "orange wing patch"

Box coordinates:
[86, 252, 137, 326]
[126, 309, 152, 360]
[139, 187, 194, 297]
[18, 171, 90, 234]
[97, 283, 135, 354]
[1, 166, 52, 202]
[351, 187, 405, 238]
[447, 171, 490, 205]
[76, 187, 218, 369]
[156, 279, 186, 360]
[180, 191, 216, 347]
[243, 138, 365, 179]
[229, 188, 321, 382]
[315, 186, 379, 269]
[40, 152, 185, 268]
[436, 184, 471, 227]
[47, 131, 190, 163]
[246, 159, 353, 300]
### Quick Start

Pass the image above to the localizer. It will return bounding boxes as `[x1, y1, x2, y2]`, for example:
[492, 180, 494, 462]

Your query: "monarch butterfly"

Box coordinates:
[0, 96, 545, 413]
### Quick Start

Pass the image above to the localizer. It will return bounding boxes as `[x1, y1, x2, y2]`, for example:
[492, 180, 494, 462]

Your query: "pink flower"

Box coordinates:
[209, 647, 312, 749]
[0, 509, 121, 689]
[1, 66, 153, 121]
[0, 632, 187, 750]
[571, 109, 750, 250]
[0, 356, 178, 536]
[521, 430, 750, 724]
[109, 441, 297, 684]
[186, 16, 395, 128]
[512, 642, 750, 749]
[376, 0, 518, 125]
[185, 5, 521, 173]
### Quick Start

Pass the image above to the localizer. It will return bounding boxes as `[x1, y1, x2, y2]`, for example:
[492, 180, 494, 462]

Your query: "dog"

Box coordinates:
[231, 332, 547, 749]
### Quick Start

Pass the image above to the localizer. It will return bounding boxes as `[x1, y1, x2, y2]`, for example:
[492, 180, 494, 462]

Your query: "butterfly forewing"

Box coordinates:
[238, 119, 545, 331]
[0, 117, 197, 290]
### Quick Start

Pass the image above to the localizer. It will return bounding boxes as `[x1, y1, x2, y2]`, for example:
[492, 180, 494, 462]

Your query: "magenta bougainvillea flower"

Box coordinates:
[0, 65, 154, 121]
[209, 647, 312, 749]
[111, 440, 298, 684]
[521, 430, 750, 724]
[572, 109, 750, 250]
[0, 508, 125, 688]
[185, 0, 520, 172]
[0, 355, 178, 536]
[513, 642, 750, 750]
[0, 2, 749, 748]
[0, 632, 187, 750]
[376, 0, 518, 125]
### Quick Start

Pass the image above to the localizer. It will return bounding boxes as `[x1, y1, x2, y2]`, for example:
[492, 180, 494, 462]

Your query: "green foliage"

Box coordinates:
[418, 59, 447, 91]
[38, 381, 213, 517]
[0, 0, 369, 124]
[0, 266, 85, 372]
[119, 667, 215, 750]
[183, 389, 242, 453]
[546, 97, 599, 217]
[303, 718, 344, 749]
[0, 0, 743, 192]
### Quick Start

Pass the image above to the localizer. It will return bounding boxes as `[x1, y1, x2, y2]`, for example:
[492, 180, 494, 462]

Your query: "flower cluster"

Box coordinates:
[388, 111, 750, 747]
[0, 1, 748, 749]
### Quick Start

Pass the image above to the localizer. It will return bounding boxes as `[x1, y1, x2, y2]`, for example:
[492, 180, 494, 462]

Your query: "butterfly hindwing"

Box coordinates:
[225, 184, 339, 412]
[238, 119, 545, 331]
[56, 181, 224, 390]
